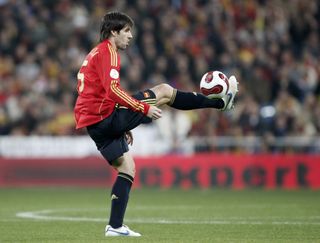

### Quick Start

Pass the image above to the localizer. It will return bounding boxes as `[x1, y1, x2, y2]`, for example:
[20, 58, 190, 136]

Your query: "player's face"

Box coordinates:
[114, 25, 133, 50]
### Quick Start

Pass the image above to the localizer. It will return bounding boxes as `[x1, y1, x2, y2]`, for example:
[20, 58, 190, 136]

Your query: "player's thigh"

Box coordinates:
[110, 89, 158, 135]
[111, 152, 136, 178]
[149, 83, 175, 106]
[87, 120, 130, 163]
[113, 108, 151, 135]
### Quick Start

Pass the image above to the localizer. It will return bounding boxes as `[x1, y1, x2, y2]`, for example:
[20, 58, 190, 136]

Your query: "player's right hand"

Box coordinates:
[147, 106, 162, 120]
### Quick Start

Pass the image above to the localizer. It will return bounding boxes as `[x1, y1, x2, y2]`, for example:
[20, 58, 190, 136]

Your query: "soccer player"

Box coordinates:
[74, 11, 238, 237]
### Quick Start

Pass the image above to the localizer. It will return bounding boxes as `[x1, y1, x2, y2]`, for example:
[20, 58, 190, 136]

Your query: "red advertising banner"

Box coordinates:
[0, 153, 320, 189]
[134, 153, 320, 189]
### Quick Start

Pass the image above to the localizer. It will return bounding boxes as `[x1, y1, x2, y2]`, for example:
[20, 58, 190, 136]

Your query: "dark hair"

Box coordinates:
[100, 11, 134, 42]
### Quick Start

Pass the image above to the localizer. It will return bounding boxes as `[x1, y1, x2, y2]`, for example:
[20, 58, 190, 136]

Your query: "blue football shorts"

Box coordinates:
[86, 89, 156, 164]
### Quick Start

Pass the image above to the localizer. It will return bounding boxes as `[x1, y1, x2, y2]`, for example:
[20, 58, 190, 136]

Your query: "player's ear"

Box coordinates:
[110, 30, 117, 37]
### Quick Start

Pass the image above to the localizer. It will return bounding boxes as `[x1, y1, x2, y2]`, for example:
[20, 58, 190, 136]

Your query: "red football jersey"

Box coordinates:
[74, 40, 150, 129]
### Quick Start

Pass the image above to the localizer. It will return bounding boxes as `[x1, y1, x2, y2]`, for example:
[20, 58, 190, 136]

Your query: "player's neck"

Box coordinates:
[107, 38, 118, 51]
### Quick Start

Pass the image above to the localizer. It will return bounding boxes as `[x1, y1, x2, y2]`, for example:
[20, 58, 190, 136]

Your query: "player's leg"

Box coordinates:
[108, 153, 135, 229]
[105, 152, 141, 237]
[150, 83, 222, 108]
[87, 122, 140, 236]
[150, 76, 238, 110]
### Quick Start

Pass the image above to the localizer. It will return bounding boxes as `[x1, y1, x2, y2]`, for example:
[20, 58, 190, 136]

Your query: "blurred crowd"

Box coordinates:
[0, 0, 319, 152]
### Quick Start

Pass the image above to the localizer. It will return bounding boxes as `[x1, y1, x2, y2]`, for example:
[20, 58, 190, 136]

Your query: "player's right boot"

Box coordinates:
[221, 75, 239, 111]
[105, 224, 141, 237]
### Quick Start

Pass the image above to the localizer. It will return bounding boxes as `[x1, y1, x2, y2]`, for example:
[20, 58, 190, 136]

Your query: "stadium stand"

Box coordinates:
[0, 0, 319, 153]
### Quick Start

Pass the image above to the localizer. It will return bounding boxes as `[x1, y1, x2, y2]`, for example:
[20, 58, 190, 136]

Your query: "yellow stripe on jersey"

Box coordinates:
[110, 81, 136, 108]
[108, 44, 117, 67]
[110, 80, 144, 112]
[108, 45, 115, 66]
[111, 82, 144, 112]
[98, 98, 106, 118]
[107, 44, 113, 66]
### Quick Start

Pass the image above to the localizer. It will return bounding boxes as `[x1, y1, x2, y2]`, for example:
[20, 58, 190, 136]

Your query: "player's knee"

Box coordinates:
[129, 163, 136, 178]
[152, 83, 174, 99]
[113, 159, 136, 178]
[119, 165, 135, 178]
[129, 166, 136, 178]
[159, 83, 174, 98]
[111, 158, 123, 167]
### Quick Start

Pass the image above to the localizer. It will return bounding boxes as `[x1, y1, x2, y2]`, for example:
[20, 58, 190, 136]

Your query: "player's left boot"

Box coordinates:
[105, 224, 141, 237]
[221, 75, 239, 110]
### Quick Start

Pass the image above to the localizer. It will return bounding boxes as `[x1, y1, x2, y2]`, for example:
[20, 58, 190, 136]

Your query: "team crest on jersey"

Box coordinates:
[110, 68, 119, 79]
[143, 91, 150, 98]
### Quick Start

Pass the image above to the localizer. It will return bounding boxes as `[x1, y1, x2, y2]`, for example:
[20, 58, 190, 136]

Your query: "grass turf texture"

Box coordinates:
[0, 188, 319, 242]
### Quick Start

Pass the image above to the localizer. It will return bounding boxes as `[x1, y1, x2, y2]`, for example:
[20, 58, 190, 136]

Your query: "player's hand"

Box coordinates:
[147, 106, 162, 120]
[125, 130, 133, 145]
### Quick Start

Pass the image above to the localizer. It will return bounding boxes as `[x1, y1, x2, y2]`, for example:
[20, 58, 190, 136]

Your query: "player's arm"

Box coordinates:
[109, 79, 150, 115]
[110, 80, 162, 119]
[96, 48, 151, 115]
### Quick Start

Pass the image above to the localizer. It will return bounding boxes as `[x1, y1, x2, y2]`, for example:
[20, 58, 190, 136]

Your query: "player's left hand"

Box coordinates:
[125, 131, 133, 145]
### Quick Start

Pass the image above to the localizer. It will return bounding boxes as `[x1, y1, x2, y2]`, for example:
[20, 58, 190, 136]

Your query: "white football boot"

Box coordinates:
[221, 75, 239, 110]
[105, 224, 141, 237]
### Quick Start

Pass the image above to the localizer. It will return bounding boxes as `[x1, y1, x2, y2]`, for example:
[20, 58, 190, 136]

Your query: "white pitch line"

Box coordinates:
[15, 209, 320, 225]
[16, 210, 104, 222]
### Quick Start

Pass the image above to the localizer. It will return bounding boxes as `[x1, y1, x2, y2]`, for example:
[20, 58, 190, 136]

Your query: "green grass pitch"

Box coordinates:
[0, 188, 319, 242]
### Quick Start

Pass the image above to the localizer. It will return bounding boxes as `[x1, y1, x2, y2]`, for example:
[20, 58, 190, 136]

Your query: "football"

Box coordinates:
[200, 70, 229, 98]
